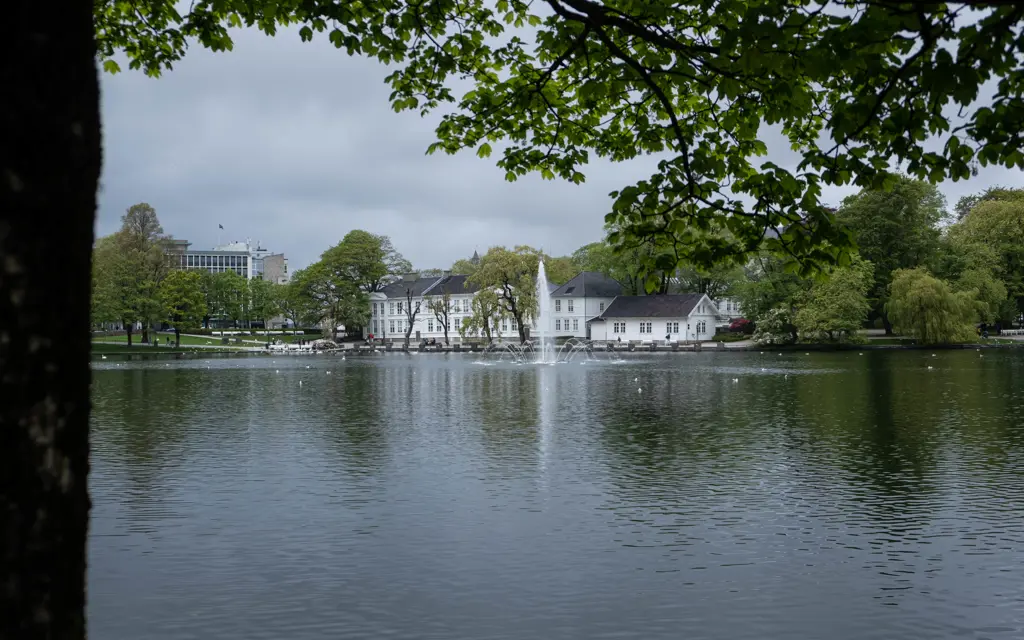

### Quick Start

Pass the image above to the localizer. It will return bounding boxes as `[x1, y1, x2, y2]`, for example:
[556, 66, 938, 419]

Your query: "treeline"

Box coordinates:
[733, 179, 1024, 345]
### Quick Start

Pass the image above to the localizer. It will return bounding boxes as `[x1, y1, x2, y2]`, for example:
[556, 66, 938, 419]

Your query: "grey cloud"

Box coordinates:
[98, 25, 1018, 271]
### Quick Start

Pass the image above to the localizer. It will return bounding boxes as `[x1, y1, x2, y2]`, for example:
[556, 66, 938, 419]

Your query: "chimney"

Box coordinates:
[403, 272, 418, 282]
[442, 270, 451, 279]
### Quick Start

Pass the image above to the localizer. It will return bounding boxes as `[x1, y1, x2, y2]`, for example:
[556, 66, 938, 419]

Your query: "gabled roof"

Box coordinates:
[425, 274, 481, 296]
[381, 276, 441, 298]
[551, 271, 623, 298]
[595, 294, 706, 319]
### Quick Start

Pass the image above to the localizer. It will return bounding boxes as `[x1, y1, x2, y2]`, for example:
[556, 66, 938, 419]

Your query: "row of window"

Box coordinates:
[554, 318, 580, 332]
[370, 316, 523, 336]
[611, 321, 707, 335]
[553, 300, 606, 313]
[183, 265, 248, 277]
[372, 299, 473, 317]
[181, 254, 248, 269]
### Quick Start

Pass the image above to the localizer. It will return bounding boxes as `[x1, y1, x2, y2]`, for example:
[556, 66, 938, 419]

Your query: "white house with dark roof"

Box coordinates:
[549, 271, 623, 338]
[366, 271, 482, 342]
[588, 293, 720, 343]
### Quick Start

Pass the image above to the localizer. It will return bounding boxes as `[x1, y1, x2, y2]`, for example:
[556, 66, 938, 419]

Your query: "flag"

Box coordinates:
[218, 224, 224, 229]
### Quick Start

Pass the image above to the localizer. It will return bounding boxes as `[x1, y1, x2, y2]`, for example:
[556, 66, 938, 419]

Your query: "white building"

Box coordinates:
[367, 272, 483, 342]
[549, 271, 623, 339]
[171, 239, 288, 282]
[714, 296, 743, 325]
[589, 294, 720, 343]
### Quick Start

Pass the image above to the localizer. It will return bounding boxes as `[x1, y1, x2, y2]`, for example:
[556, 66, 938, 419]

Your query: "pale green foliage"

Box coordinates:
[752, 308, 796, 346]
[468, 246, 544, 343]
[953, 268, 1007, 324]
[887, 268, 976, 345]
[210, 271, 248, 326]
[947, 196, 1024, 314]
[451, 258, 480, 277]
[291, 262, 368, 339]
[98, 0, 1024, 279]
[543, 256, 576, 286]
[460, 288, 500, 342]
[248, 277, 280, 325]
[794, 257, 874, 343]
[159, 271, 207, 343]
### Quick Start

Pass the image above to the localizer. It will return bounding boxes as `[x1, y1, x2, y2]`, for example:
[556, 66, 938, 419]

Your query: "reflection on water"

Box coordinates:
[89, 351, 1024, 640]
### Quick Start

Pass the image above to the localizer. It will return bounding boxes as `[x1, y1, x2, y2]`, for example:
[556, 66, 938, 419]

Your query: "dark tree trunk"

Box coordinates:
[125, 322, 133, 347]
[141, 325, 150, 343]
[174, 327, 181, 348]
[1, 2, 99, 638]
[882, 315, 893, 336]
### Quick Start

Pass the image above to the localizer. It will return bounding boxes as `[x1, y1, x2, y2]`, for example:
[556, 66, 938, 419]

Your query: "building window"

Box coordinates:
[415, 301, 420, 313]
[568, 300, 574, 313]
[573, 319, 578, 331]
[389, 320, 395, 333]
[555, 319, 561, 331]
[428, 319, 434, 333]
[397, 302, 404, 315]
[511, 319, 517, 331]
[555, 299, 561, 312]
[599, 302, 605, 311]
[672, 322, 679, 333]
[645, 322, 652, 334]
[389, 302, 395, 316]
[666, 322, 673, 335]
[502, 319, 508, 332]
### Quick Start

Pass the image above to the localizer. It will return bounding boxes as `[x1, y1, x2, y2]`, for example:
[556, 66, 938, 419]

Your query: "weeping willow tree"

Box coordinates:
[887, 268, 977, 345]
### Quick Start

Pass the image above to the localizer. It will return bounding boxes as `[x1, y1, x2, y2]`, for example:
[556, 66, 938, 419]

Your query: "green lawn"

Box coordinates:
[91, 342, 215, 355]
[93, 333, 250, 347]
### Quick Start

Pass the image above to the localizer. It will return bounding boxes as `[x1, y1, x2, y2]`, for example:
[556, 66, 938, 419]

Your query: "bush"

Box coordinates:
[752, 308, 797, 345]
[712, 333, 749, 343]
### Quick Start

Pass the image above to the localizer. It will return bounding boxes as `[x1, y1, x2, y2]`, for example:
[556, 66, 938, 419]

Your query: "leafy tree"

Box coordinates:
[209, 271, 248, 328]
[291, 263, 368, 341]
[451, 257, 480, 276]
[836, 177, 946, 334]
[460, 288, 501, 343]
[953, 268, 1008, 324]
[887, 268, 977, 345]
[954, 186, 1024, 221]
[248, 277, 280, 328]
[794, 257, 874, 343]
[322, 230, 411, 293]
[543, 256, 577, 286]
[469, 246, 543, 343]
[947, 197, 1024, 315]
[158, 271, 207, 346]
[118, 203, 173, 342]
[733, 254, 810, 323]
[276, 281, 316, 330]
[97, 0, 1024, 281]
[426, 292, 453, 345]
[672, 262, 745, 299]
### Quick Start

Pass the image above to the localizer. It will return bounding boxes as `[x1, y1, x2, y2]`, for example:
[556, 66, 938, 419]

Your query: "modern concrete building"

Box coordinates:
[588, 294, 720, 343]
[170, 239, 287, 282]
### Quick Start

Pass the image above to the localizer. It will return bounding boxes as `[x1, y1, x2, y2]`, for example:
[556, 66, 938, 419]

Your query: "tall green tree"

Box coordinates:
[117, 203, 172, 342]
[426, 291, 453, 346]
[836, 177, 946, 334]
[292, 263, 369, 341]
[158, 271, 207, 347]
[794, 256, 874, 343]
[322, 230, 411, 293]
[733, 254, 811, 323]
[468, 246, 543, 344]
[248, 278, 280, 329]
[952, 268, 1008, 324]
[210, 271, 248, 328]
[887, 268, 977, 345]
[947, 196, 1024, 316]
[954, 186, 1024, 221]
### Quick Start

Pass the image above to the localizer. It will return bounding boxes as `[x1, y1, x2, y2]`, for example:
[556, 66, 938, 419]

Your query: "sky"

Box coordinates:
[98, 25, 1022, 272]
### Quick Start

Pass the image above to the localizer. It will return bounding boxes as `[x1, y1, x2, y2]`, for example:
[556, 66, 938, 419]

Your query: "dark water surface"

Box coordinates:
[89, 350, 1024, 640]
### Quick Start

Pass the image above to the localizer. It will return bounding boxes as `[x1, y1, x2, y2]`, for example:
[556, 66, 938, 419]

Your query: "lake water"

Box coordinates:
[89, 350, 1024, 640]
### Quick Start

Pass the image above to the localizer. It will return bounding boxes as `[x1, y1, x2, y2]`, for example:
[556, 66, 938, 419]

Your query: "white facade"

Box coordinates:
[551, 295, 615, 337]
[715, 296, 743, 324]
[590, 295, 720, 343]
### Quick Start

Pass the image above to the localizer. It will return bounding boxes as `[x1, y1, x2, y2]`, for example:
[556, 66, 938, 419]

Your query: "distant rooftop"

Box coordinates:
[595, 294, 705, 319]
[550, 271, 623, 298]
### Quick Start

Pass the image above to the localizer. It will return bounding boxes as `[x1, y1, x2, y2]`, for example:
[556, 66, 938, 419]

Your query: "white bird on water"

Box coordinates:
[299, 380, 303, 386]
[634, 377, 638, 383]
[732, 378, 739, 383]
[637, 387, 642, 394]
[101, 355, 107, 360]
[927, 365, 934, 370]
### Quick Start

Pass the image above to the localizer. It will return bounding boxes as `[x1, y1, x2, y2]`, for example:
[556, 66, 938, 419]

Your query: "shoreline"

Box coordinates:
[91, 340, 1024, 360]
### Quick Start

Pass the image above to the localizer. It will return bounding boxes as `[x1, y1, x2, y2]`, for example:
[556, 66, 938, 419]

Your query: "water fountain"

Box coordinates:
[534, 260, 553, 364]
